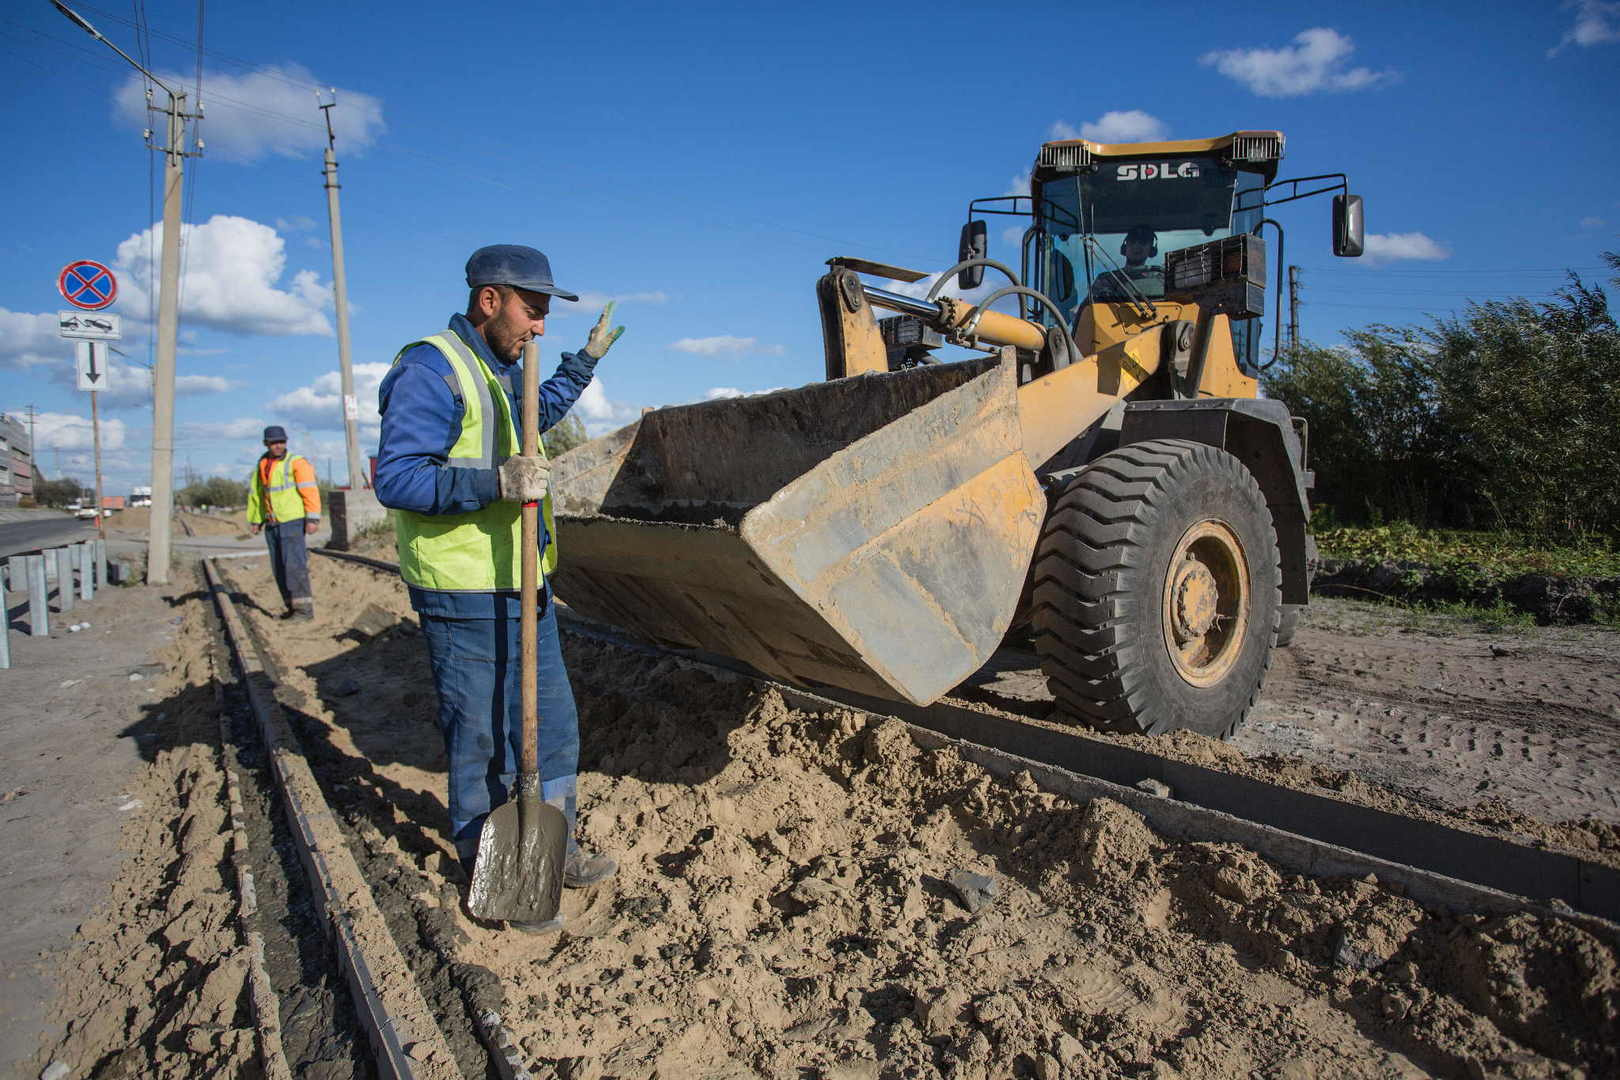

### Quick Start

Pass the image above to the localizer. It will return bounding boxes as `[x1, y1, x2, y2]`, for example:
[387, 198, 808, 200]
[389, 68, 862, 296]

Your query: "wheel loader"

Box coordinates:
[550, 130, 1364, 737]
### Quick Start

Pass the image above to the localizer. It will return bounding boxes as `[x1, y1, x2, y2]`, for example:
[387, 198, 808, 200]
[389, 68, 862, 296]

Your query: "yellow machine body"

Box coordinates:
[551, 132, 1300, 707]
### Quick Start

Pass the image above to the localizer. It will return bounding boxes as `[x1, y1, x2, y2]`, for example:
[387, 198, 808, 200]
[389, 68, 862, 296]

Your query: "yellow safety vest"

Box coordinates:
[255, 455, 313, 523]
[390, 331, 558, 592]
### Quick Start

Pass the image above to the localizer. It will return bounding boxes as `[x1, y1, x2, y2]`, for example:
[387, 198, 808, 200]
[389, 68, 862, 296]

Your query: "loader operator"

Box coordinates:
[1089, 224, 1162, 301]
[374, 244, 624, 906]
[247, 425, 320, 621]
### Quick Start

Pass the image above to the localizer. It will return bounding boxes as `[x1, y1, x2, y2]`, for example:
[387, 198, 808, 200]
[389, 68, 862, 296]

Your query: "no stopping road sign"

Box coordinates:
[58, 260, 118, 311]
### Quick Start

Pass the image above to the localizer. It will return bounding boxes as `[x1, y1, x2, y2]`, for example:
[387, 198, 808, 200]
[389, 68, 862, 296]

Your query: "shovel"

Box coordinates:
[467, 340, 568, 924]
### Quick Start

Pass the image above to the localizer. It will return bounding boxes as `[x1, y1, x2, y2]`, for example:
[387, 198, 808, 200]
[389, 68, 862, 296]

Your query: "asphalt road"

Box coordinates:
[0, 517, 99, 559]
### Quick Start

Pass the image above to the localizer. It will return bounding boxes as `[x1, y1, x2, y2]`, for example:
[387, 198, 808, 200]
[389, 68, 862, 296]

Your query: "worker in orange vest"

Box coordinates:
[246, 425, 321, 619]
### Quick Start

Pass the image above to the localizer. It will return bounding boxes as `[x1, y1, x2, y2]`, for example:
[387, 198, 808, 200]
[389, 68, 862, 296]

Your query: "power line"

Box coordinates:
[1300, 265, 1610, 276]
[78, 2, 326, 92]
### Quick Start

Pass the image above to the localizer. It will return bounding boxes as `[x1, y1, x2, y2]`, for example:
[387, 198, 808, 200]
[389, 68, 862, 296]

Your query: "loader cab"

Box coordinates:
[1026, 134, 1280, 368]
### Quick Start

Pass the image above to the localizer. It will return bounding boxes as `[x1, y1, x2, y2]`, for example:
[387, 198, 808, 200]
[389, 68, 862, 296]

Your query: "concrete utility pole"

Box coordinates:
[1287, 265, 1301, 358]
[320, 93, 368, 491]
[90, 388, 106, 539]
[52, 0, 200, 585]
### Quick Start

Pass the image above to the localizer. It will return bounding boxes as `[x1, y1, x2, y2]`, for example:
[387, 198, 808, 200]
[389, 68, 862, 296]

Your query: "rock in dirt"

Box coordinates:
[946, 868, 997, 913]
[39, 1063, 70, 1080]
[1135, 778, 1173, 798]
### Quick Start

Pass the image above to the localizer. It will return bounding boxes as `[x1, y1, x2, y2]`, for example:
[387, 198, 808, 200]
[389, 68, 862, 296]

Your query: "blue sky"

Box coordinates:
[2, 0, 1617, 493]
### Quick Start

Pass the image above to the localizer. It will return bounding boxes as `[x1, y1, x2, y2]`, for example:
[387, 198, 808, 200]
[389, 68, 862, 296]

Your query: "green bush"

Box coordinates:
[1265, 252, 1620, 538]
[178, 476, 249, 509]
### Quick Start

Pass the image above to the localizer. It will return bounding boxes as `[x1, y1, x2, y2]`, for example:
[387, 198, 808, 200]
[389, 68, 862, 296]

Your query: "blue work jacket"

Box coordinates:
[375, 313, 596, 617]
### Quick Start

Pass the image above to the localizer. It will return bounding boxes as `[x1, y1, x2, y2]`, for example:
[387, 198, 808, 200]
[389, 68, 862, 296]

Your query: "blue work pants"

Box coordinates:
[420, 590, 580, 864]
[263, 519, 312, 608]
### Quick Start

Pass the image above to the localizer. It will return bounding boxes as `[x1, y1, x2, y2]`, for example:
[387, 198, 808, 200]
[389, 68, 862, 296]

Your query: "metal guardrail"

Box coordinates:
[1, 539, 107, 669]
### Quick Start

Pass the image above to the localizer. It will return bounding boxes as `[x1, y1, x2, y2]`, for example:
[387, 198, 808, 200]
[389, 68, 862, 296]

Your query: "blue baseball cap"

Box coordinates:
[464, 244, 579, 302]
[262, 425, 287, 443]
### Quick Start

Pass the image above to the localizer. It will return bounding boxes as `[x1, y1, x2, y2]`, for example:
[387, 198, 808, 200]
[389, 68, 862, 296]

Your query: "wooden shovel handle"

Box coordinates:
[520, 341, 540, 776]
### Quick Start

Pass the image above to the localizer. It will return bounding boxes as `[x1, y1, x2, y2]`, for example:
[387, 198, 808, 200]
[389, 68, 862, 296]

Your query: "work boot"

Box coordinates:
[290, 598, 315, 622]
[564, 848, 617, 888]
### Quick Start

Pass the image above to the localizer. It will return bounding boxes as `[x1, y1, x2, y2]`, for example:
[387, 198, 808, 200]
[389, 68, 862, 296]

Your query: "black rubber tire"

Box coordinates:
[1275, 604, 1304, 647]
[1031, 439, 1282, 738]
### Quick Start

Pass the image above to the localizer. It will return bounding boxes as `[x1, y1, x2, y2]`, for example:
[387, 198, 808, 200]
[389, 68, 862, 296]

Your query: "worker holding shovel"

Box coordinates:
[375, 244, 623, 930]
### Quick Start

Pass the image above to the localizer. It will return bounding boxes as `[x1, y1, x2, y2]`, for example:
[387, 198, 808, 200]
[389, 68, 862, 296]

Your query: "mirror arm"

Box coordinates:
[1235, 173, 1349, 213]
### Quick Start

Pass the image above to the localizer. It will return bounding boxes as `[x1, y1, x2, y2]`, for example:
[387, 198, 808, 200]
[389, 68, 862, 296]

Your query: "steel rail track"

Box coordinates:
[202, 556, 531, 1080]
[312, 545, 1620, 935]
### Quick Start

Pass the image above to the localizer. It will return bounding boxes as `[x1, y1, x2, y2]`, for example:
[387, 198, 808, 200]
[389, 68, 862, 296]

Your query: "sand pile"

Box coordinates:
[447, 642, 1618, 1079]
[220, 557, 1620, 1079]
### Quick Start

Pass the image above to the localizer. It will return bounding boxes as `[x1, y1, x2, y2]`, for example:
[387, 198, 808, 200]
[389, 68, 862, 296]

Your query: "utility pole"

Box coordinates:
[320, 93, 368, 491]
[1287, 265, 1301, 358]
[91, 388, 105, 539]
[52, 0, 200, 585]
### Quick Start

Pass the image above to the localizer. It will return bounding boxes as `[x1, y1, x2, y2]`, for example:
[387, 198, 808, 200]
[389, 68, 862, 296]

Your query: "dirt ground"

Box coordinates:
[160, 555, 1614, 1078]
[960, 604, 1620, 861]
[104, 507, 250, 540]
[24, 549, 1620, 1078]
[11, 580, 262, 1080]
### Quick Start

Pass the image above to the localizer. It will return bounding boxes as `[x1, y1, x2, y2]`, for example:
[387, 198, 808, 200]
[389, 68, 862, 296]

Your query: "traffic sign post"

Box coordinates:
[75, 341, 109, 391]
[90, 386, 105, 539]
[58, 260, 118, 311]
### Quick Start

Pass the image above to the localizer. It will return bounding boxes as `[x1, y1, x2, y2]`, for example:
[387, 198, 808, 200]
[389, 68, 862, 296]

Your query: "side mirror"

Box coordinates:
[958, 220, 987, 289]
[1333, 194, 1364, 258]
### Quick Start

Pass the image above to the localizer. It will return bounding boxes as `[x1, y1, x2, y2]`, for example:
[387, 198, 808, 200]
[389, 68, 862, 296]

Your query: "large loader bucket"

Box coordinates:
[548, 355, 1043, 705]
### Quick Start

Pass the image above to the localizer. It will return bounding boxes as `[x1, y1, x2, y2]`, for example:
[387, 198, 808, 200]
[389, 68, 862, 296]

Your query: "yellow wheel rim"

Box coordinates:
[1160, 519, 1250, 688]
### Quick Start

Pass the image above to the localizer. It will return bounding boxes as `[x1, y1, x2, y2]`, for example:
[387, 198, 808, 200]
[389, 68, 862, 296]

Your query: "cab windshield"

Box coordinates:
[1034, 155, 1264, 325]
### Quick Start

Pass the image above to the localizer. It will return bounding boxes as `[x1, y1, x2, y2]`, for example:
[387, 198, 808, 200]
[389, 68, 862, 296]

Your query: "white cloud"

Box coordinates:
[116, 215, 333, 337]
[1201, 28, 1396, 97]
[549, 290, 670, 319]
[703, 386, 787, 401]
[181, 417, 266, 442]
[33, 412, 126, 452]
[1051, 110, 1169, 144]
[1550, 0, 1620, 56]
[572, 378, 644, 436]
[275, 216, 318, 233]
[670, 335, 784, 356]
[575, 290, 670, 308]
[0, 309, 66, 369]
[1361, 232, 1451, 264]
[178, 374, 232, 393]
[270, 362, 390, 433]
[38, 354, 230, 410]
[114, 65, 385, 164]
[1580, 215, 1607, 228]
[1006, 171, 1031, 198]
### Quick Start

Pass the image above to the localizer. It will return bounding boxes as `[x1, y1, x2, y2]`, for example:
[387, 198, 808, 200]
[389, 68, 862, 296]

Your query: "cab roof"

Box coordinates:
[1035, 130, 1285, 182]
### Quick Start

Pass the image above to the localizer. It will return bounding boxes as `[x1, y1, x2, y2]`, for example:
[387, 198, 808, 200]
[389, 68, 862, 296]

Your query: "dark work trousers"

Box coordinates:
[263, 519, 313, 609]
[419, 586, 581, 865]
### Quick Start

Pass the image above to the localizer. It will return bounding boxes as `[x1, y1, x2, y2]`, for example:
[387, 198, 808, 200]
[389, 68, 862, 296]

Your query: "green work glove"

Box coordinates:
[582, 301, 625, 360]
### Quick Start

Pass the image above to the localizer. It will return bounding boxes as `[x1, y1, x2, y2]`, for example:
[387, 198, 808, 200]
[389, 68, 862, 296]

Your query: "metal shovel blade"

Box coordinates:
[466, 789, 566, 924]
